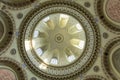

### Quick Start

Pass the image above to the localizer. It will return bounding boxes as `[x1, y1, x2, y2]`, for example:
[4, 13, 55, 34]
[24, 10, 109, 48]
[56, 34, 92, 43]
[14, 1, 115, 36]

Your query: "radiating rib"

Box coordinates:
[32, 38, 47, 49]
[40, 45, 49, 53]
[45, 19, 55, 30]
[59, 14, 69, 28]
[52, 49, 59, 58]
[65, 48, 73, 56]
[68, 25, 83, 34]
[58, 50, 68, 66]
[49, 14, 60, 27]
[66, 16, 78, 29]
[41, 50, 53, 64]
[70, 31, 85, 40]
[70, 39, 85, 50]
[38, 32, 48, 38]
[36, 21, 48, 32]
[68, 43, 82, 57]
[49, 49, 59, 64]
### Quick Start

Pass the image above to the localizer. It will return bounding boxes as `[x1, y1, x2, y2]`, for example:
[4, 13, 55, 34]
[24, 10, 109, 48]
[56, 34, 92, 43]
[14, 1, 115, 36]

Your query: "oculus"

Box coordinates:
[18, 1, 100, 79]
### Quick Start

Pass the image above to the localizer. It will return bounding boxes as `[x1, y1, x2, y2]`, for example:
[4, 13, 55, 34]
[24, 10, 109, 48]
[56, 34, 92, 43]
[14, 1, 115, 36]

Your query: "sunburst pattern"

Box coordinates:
[31, 13, 86, 66]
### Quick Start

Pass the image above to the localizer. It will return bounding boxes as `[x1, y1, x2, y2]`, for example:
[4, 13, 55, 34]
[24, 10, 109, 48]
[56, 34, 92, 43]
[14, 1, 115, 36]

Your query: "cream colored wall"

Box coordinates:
[0, 0, 120, 80]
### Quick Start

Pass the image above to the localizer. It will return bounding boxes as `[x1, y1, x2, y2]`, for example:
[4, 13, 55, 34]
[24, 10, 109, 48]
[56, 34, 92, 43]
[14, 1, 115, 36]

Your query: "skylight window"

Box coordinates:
[68, 55, 75, 62]
[36, 48, 43, 56]
[50, 58, 58, 65]
[43, 17, 50, 22]
[33, 30, 39, 38]
[76, 23, 82, 31]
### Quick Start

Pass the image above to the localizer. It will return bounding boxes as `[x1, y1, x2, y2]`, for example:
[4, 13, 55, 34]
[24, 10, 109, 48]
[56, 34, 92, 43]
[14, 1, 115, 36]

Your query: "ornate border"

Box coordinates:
[84, 75, 106, 80]
[18, 0, 100, 79]
[0, 57, 27, 80]
[102, 37, 120, 80]
[0, 0, 36, 10]
[95, 0, 120, 34]
[0, 10, 15, 55]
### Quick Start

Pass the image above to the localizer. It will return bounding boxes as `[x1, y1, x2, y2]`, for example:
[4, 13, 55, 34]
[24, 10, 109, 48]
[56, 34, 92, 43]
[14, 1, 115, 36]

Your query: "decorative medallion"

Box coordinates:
[95, 0, 120, 34]
[84, 75, 106, 80]
[103, 37, 120, 80]
[0, 69, 16, 80]
[0, 0, 36, 9]
[18, 0, 100, 80]
[106, 0, 120, 23]
[0, 57, 27, 80]
[0, 10, 14, 54]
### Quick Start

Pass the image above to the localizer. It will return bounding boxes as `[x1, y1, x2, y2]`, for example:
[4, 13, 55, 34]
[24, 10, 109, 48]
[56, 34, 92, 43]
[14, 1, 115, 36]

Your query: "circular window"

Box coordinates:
[18, 1, 100, 79]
